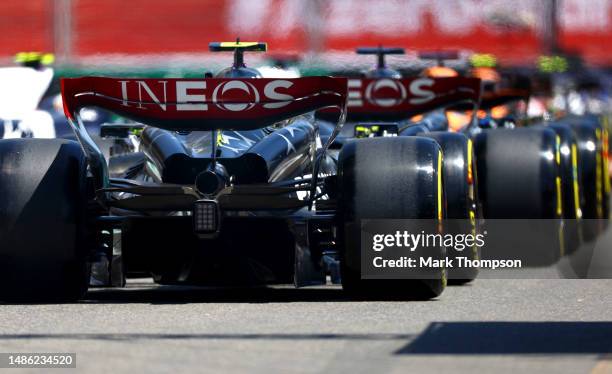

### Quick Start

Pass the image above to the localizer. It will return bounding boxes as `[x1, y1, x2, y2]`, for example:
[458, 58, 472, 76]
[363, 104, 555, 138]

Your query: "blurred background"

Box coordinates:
[0, 0, 611, 121]
[0, 0, 610, 72]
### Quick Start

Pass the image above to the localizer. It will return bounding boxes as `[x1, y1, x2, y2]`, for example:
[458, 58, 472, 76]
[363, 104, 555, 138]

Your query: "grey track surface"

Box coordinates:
[1, 278, 612, 374]
[4, 217, 612, 373]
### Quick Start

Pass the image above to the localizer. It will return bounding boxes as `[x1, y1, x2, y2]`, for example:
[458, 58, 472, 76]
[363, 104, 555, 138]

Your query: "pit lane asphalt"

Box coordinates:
[3, 220, 612, 373]
[1, 277, 611, 374]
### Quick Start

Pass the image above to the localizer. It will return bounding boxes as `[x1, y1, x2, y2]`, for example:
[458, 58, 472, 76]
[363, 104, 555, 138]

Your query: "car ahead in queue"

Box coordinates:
[328, 47, 587, 272]
[0, 42, 449, 302]
[319, 47, 483, 283]
[472, 78, 609, 248]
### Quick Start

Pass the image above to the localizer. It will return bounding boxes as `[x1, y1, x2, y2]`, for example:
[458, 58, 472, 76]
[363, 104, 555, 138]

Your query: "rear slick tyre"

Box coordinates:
[338, 137, 446, 300]
[474, 128, 564, 266]
[0, 139, 90, 302]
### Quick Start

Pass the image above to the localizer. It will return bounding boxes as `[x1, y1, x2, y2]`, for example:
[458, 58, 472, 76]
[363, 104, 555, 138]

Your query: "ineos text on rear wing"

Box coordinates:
[319, 77, 481, 122]
[62, 77, 347, 131]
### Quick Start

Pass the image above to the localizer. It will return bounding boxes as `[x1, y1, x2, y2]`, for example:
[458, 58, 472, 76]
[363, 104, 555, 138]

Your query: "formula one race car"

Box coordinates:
[336, 48, 577, 267]
[319, 46, 483, 283]
[464, 64, 609, 264]
[0, 41, 449, 302]
[420, 61, 570, 263]
[469, 66, 609, 233]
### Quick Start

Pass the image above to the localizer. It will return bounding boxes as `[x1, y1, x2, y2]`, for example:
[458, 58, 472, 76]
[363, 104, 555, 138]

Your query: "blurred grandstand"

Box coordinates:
[0, 0, 610, 69]
[0, 0, 610, 116]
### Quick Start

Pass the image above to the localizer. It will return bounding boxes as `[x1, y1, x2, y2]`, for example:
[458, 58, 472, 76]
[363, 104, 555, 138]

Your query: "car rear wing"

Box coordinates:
[209, 41, 267, 52]
[61, 77, 347, 131]
[319, 77, 481, 122]
[418, 50, 460, 62]
[61, 76, 347, 190]
[357, 47, 405, 69]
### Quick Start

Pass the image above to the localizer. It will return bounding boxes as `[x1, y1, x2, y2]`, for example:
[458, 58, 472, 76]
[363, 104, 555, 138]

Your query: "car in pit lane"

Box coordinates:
[316, 47, 483, 283]
[402, 52, 600, 263]
[466, 65, 609, 247]
[324, 47, 589, 271]
[453, 62, 610, 266]
[0, 41, 449, 302]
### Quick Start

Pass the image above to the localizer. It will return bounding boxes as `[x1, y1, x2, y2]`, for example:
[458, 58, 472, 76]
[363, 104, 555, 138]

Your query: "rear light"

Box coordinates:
[194, 199, 219, 234]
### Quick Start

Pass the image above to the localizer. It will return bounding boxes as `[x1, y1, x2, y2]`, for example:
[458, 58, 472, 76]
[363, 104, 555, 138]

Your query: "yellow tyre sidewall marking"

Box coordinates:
[437, 150, 443, 221]
[596, 129, 603, 218]
[555, 135, 563, 217]
[571, 143, 582, 218]
[436, 150, 446, 287]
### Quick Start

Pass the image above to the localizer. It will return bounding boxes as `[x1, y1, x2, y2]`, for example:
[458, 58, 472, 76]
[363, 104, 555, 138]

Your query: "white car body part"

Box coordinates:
[0, 66, 55, 138]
